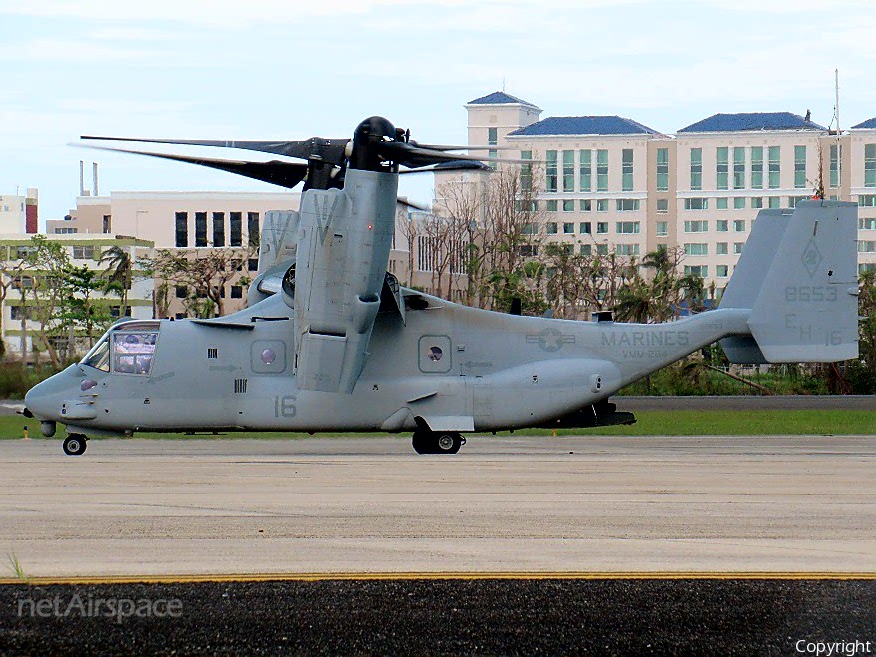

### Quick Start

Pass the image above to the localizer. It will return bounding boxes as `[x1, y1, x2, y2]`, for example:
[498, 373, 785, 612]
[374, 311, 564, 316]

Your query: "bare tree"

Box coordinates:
[142, 246, 256, 318]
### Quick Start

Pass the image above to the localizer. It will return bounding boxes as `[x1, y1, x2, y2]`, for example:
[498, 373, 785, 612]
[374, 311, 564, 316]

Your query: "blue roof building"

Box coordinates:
[509, 116, 659, 137]
[678, 112, 826, 133]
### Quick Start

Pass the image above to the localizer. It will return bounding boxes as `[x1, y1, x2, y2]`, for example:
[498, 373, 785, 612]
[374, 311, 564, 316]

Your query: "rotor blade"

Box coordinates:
[410, 141, 518, 152]
[399, 160, 491, 175]
[396, 197, 430, 212]
[80, 135, 350, 163]
[80, 144, 309, 189]
[378, 141, 527, 169]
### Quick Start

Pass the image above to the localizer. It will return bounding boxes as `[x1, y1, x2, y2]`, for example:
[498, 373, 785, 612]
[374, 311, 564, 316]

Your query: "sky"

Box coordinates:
[2, 0, 876, 224]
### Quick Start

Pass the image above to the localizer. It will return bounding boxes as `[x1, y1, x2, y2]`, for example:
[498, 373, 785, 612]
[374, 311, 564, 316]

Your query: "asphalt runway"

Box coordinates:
[1, 435, 874, 655]
[1, 435, 874, 577]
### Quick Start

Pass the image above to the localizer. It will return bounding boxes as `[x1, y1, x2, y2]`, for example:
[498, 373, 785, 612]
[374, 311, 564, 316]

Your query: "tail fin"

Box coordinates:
[719, 200, 859, 363]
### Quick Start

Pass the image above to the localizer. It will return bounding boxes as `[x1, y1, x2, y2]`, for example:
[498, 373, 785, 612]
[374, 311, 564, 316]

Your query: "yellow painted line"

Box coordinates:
[1, 572, 875, 585]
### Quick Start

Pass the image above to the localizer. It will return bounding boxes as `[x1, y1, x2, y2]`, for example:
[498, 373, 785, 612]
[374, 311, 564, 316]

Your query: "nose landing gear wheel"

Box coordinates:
[62, 434, 87, 456]
[412, 429, 464, 454]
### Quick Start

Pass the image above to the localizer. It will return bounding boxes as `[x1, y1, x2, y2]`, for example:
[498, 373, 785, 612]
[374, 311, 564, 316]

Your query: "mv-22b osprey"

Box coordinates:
[24, 117, 860, 456]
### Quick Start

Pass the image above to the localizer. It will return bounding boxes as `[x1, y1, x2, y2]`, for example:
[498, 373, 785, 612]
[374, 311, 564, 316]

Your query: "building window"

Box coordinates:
[656, 221, 668, 237]
[684, 198, 708, 210]
[580, 244, 591, 256]
[734, 220, 746, 232]
[580, 199, 592, 211]
[230, 212, 242, 246]
[860, 217, 876, 229]
[616, 243, 640, 256]
[546, 200, 558, 212]
[213, 212, 225, 247]
[733, 197, 745, 210]
[684, 265, 708, 277]
[734, 242, 744, 254]
[716, 265, 729, 278]
[70, 246, 92, 260]
[733, 147, 745, 190]
[596, 199, 608, 212]
[768, 196, 780, 209]
[716, 242, 728, 255]
[788, 196, 809, 208]
[656, 199, 668, 214]
[487, 127, 497, 145]
[195, 211, 208, 247]
[596, 243, 609, 255]
[684, 220, 708, 233]
[865, 144, 876, 188]
[858, 195, 876, 207]
[521, 150, 533, 189]
[248, 258, 259, 272]
[751, 146, 763, 189]
[579, 150, 591, 191]
[546, 222, 558, 234]
[596, 149, 608, 192]
[579, 222, 591, 234]
[562, 200, 575, 212]
[102, 214, 111, 234]
[616, 199, 640, 212]
[690, 147, 702, 190]
[546, 150, 558, 193]
[794, 145, 807, 188]
[616, 221, 640, 234]
[717, 220, 729, 232]
[562, 150, 575, 192]
[684, 243, 708, 256]
[751, 197, 763, 209]
[596, 222, 609, 234]
[247, 212, 260, 247]
[175, 212, 188, 247]
[622, 149, 633, 191]
[563, 222, 574, 234]
[716, 147, 728, 190]
[858, 241, 876, 253]
[830, 144, 841, 188]
[175, 285, 187, 298]
[230, 285, 243, 299]
[656, 148, 669, 192]
[716, 197, 728, 210]
[768, 146, 780, 189]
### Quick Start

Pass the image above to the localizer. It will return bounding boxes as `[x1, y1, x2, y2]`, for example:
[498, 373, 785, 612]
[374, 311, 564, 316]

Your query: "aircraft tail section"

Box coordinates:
[719, 200, 859, 363]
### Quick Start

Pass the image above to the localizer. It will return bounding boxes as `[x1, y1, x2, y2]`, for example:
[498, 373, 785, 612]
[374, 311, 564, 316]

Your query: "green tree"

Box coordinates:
[62, 265, 113, 350]
[100, 245, 133, 318]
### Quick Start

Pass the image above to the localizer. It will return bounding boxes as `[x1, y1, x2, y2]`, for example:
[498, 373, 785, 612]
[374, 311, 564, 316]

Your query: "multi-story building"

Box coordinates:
[0, 188, 38, 234]
[47, 191, 301, 318]
[0, 234, 154, 359]
[429, 92, 876, 302]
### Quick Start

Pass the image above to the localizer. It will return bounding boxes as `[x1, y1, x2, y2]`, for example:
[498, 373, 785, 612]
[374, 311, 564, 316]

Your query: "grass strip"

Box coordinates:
[6, 410, 874, 440]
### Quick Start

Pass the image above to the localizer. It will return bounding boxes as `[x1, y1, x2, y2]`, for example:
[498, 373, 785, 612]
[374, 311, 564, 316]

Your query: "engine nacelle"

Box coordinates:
[293, 167, 398, 393]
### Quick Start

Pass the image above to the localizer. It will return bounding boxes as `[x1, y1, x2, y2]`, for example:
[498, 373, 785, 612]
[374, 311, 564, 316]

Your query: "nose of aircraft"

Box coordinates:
[24, 364, 83, 421]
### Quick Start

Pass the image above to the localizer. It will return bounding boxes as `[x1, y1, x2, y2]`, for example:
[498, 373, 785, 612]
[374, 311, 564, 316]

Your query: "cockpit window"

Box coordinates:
[112, 331, 159, 375]
[81, 335, 110, 372]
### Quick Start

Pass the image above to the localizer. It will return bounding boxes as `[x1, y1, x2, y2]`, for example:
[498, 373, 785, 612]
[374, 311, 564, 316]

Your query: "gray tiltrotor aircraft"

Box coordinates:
[24, 117, 859, 455]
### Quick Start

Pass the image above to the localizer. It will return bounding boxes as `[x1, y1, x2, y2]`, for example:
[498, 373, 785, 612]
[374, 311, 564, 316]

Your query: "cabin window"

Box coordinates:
[82, 335, 111, 372]
[112, 330, 159, 375]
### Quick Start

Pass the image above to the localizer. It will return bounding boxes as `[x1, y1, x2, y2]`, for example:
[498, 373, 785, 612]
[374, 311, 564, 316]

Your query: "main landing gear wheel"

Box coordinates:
[411, 429, 465, 455]
[62, 434, 87, 456]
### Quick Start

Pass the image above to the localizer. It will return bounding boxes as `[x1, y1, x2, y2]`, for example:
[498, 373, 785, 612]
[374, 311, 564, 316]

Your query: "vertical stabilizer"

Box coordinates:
[744, 200, 858, 362]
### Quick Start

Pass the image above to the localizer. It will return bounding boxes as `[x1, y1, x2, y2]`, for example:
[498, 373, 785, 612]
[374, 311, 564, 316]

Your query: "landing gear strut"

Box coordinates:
[62, 434, 87, 456]
[411, 429, 465, 455]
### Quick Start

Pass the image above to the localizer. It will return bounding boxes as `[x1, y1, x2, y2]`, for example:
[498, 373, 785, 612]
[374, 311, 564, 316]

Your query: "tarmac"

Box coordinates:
[1, 434, 874, 655]
[1, 434, 873, 577]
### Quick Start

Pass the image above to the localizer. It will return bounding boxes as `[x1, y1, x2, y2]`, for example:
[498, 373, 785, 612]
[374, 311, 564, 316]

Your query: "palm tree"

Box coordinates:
[100, 245, 133, 319]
